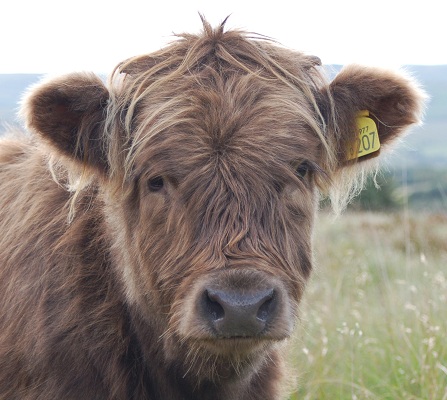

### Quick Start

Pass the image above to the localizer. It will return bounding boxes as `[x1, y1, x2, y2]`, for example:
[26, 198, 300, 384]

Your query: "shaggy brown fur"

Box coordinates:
[0, 19, 424, 400]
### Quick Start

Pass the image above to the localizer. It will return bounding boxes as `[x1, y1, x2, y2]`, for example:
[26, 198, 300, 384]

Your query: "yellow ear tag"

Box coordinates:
[347, 110, 381, 160]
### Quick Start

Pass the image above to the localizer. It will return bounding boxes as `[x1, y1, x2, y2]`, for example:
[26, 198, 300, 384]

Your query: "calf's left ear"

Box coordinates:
[22, 73, 110, 173]
[321, 65, 426, 165]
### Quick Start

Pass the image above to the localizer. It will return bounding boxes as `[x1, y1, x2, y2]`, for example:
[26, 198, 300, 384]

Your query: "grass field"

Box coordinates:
[288, 211, 447, 400]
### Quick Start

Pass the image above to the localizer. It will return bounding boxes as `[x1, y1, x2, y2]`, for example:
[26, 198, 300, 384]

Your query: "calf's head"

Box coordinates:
[23, 21, 424, 380]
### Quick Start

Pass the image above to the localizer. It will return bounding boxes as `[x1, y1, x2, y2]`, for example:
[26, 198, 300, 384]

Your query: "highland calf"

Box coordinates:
[0, 20, 424, 399]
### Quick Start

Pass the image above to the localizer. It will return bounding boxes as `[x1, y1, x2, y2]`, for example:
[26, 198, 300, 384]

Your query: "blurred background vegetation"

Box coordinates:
[290, 212, 447, 400]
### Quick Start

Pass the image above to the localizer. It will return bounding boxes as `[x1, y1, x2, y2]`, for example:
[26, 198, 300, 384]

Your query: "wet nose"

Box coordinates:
[201, 287, 277, 337]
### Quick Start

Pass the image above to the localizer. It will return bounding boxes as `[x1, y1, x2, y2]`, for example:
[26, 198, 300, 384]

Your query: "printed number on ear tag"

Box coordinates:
[347, 111, 381, 160]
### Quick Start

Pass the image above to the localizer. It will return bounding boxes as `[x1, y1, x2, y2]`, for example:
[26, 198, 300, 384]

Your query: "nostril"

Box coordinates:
[204, 290, 225, 321]
[256, 290, 274, 322]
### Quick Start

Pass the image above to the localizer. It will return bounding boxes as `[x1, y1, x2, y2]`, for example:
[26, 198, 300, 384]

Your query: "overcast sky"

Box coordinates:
[1, 0, 444, 74]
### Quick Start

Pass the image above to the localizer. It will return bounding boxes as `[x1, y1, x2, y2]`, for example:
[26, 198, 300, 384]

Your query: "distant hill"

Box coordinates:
[394, 65, 447, 169]
[1, 66, 446, 168]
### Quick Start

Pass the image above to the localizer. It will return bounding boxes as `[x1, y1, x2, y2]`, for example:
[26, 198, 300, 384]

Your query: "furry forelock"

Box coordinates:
[102, 18, 335, 192]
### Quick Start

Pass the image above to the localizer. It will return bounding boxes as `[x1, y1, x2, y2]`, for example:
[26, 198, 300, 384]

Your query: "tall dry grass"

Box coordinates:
[289, 212, 447, 400]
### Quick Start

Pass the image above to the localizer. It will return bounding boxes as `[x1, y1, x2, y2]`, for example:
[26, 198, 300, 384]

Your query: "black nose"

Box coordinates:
[201, 287, 277, 338]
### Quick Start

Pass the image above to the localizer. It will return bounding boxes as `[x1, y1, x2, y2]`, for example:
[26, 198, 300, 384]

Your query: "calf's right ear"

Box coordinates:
[22, 73, 110, 173]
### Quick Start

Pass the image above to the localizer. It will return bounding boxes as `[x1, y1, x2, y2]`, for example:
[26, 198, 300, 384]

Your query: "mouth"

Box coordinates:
[191, 332, 288, 357]
[172, 335, 280, 382]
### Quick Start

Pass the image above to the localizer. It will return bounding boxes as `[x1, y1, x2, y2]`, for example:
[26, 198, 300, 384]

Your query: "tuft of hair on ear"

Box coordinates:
[21, 72, 110, 173]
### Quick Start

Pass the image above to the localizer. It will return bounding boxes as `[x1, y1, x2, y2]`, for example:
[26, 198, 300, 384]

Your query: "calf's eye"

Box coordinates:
[295, 161, 310, 179]
[148, 176, 164, 192]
